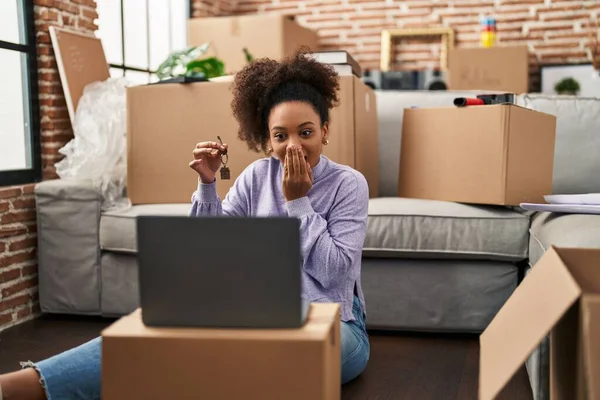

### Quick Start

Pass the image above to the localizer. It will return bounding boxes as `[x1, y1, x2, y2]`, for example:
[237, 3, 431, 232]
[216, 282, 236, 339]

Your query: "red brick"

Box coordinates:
[539, 50, 588, 60]
[37, 45, 52, 56]
[0, 187, 22, 200]
[62, 14, 76, 27]
[528, 22, 577, 33]
[56, 2, 79, 14]
[36, 32, 51, 44]
[541, 12, 591, 22]
[0, 313, 12, 326]
[318, 6, 358, 15]
[77, 19, 99, 31]
[21, 185, 36, 195]
[0, 210, 36, 225]
[534, 42, 581, 50]
[0, 250, 36, 269]
[264, 3, 299, 12]
[0, 202, 9, 213]
[0, 294, 30, 312]
[16, 307, 32, 320]
[499, 0, 543, 4]
[44, 108, 70, 120]
[0, 227, 28, 239]
[0, 268, 21, 284]
[37, 58, 58, 69]
[39, 73, 60, 83]
[81, 7, 99, 20]
[26, 223, 38, 234]
[12, 197, 36, 211]
[360, 3, 399, 12]
[452, 0, 495, 7]
[0, 242, 5, 253]
[44, 132, 74, 144]
[348, 12, 387, 20]
[356, 20, 396, 30]
[35, 0, 56, 6]
[1, 277, 38, 299]
[39, 83, 62, 95]
[39, 9, 59, 22]
[22, 265, 38, 277]
[537, 3, 584, 13]
[8, 237, 37, 253]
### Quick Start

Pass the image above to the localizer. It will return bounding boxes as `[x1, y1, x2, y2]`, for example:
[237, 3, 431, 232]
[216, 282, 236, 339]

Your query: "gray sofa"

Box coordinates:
[34, 91, 600, 400]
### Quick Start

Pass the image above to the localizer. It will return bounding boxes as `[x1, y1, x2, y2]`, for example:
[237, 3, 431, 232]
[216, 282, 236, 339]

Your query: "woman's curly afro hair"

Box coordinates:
[231, 48, 340, 154]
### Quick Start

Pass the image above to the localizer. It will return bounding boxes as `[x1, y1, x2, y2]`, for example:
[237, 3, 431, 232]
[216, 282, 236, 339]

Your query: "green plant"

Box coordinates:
[185, 57, 225, 79]
[554, 77, 580, 95]
[155, 43, 211, 80]
[155, 43, 254, 81]
[243, 47, 254, 63]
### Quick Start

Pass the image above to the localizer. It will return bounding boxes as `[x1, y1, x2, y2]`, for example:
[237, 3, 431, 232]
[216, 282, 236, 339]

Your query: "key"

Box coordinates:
[216, 135, 230, 180]
[220, 166, 231, 180]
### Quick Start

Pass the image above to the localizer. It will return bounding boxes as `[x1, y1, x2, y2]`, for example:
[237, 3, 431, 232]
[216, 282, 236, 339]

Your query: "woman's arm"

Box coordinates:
[189, 165, 253, 217]
[285, 172, 369, 289]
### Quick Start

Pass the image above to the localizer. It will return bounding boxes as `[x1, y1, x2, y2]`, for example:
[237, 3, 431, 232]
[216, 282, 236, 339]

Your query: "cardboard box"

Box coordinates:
[188, 14, 319, 74]
[127, 76, 379, 204]
[448, 46, 529, 94]
[126, 80, 261, 204]
[398, 104, 555, 206]
[479, 247, 600, 400]
[324, 75, 379, 199]
[102, 303, 341, 400]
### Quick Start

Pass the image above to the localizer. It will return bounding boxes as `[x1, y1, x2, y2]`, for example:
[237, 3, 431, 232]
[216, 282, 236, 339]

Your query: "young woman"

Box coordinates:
[0, 49, 370, 400]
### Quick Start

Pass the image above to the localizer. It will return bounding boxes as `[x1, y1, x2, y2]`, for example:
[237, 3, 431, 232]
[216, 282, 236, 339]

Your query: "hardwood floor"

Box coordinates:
[0, 315, 532, 399]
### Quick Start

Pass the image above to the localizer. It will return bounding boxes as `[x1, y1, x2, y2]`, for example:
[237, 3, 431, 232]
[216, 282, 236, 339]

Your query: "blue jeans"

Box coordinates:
[24, 297, 369, 399]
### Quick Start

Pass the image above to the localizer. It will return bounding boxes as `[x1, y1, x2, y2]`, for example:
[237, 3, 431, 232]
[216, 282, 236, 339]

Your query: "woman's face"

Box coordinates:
[267, 101, 328, 168]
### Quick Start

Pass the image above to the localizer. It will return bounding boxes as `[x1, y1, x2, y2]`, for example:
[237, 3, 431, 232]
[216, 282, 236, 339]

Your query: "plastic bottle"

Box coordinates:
[480, 16, 497, 48]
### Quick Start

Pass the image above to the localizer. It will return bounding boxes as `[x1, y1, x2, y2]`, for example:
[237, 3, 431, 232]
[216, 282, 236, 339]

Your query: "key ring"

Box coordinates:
[217, 136, 228, 166]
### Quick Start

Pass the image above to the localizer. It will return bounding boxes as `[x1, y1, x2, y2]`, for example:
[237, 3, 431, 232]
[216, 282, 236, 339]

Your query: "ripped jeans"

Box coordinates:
[24, 296, 369, 399]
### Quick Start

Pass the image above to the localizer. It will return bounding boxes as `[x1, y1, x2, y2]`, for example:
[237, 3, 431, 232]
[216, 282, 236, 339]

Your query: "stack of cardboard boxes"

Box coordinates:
[127, 14, 379, 204]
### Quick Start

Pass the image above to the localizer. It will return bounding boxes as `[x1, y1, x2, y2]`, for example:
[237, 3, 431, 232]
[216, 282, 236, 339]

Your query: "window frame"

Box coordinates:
[108, 0, 192, 82]
[0, 0, 42, 187]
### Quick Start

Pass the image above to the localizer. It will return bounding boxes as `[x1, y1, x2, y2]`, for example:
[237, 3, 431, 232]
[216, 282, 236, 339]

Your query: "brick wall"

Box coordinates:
[0, 0, 98, 332]
[193, 0, 599, 89]
[192, 0, 239, 17]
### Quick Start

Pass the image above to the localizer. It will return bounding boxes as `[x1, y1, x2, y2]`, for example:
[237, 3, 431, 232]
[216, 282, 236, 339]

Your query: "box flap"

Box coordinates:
[479, 246, 582, 400]
[582, 295, 600, 400]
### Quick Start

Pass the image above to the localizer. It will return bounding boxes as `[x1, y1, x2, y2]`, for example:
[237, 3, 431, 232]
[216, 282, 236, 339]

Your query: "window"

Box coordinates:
[0, 0, 41, 186]
[96, 0, 190, 85]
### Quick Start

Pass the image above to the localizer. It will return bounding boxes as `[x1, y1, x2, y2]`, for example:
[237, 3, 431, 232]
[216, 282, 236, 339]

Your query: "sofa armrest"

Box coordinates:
[35, 179, 103, 315]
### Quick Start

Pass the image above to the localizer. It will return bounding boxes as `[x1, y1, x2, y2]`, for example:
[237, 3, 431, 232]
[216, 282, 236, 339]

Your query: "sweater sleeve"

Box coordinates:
[189, 166, 253, 217]
[285, 172, 369, 290]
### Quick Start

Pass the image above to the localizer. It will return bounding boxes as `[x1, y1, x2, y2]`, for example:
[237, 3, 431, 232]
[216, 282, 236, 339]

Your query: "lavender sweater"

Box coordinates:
[190, 155, 369, 322]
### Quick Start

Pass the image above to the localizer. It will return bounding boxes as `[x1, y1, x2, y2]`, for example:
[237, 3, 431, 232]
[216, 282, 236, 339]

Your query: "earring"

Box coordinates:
[322, 138, 329, 145]
[267, 146, 273, 153]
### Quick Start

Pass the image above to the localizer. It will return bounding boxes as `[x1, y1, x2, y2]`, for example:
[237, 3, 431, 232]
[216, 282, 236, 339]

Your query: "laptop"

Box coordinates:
[136, 216, 310, 329]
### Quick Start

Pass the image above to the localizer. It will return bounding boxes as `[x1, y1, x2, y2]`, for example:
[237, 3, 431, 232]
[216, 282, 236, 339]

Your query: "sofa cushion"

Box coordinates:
[100, 204, 191, 253]
[517, 94, 600, 195]
[365, 197, 530, 261]
[529, 211, 600, 266]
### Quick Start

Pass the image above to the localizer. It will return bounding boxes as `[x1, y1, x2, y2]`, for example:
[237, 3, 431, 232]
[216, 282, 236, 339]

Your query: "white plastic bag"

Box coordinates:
[56, 77, 130, 211]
